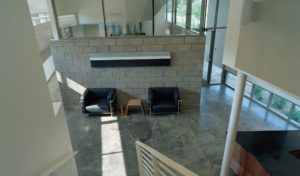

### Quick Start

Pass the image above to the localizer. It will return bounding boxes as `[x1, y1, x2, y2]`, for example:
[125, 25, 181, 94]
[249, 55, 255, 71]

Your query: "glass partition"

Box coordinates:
[292, 106, 300, 124]
[270, 95, 292, 118]
[191, 0, 202, 31]
[253, 85, 271, 106]
[53, 0, 203, 38]
[176, 0, 187, 27]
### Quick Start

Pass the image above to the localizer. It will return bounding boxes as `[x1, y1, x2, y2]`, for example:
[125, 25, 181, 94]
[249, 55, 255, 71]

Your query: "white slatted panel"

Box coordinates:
[136, 141, 198, 176]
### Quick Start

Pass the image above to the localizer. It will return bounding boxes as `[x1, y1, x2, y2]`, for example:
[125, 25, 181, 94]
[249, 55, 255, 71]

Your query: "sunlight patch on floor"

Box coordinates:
[101, 116, 127, 176]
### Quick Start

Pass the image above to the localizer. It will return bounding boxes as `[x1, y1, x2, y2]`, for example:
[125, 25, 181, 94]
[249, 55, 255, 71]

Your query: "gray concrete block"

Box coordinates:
[157, 37, 171, 44]
[110, 46, 123, 52]
[83, 46, 97, 53]
[130, 38, 143, 45]
[138, 82, 151, 89]
[150, 45, 164, 51]
[170, 37, 184, 44]
[125, 70, 139, 77]
[102, 38, 116, 45]
[136, 45, 151, 52]
[64, 53, 77, 60]
[63, 40, 76, 47]
[76, 39, 89, 46]
[123, 45, 137, 52]
[96, 46, 110, 52]
[164, 44, 178, 52]
[51, 36, 204, 106]
[116, 38, 130, 45]
[69, 47, 83, 54]
[57, 47, 71, 54]
[89, 39, 100, 46]
[143, 38, 157, 44]
[185, 36, 199, 44]
[50, 41, 63, 47]
[178, 44, 192, 51]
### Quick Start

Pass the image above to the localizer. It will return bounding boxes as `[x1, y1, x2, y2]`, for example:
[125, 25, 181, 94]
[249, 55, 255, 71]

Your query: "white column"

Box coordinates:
[220, 71, 247, 176]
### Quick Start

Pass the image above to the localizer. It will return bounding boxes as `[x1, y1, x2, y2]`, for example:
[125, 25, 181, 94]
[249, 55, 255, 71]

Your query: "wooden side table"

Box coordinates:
[126, 99, 144, 116]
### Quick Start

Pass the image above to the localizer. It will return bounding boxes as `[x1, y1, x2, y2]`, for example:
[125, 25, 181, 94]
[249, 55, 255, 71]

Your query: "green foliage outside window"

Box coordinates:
[253, 86, 263, 101]
[177, 0, 187, 17]
[192, 0, 201, 18]
[191, 0, 201, 29]
[272, 95, 287, 110]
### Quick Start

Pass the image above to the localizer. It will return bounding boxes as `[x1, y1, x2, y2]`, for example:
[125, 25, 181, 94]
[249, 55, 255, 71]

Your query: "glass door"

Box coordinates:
[202, 0, 230, 85]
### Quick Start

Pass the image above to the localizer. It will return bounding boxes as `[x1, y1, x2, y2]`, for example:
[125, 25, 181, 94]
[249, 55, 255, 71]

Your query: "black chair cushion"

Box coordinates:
[152, 99, 177, 113]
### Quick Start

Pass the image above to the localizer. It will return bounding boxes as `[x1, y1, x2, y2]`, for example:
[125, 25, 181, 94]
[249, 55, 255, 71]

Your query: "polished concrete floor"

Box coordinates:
[64, 85, 298, 176]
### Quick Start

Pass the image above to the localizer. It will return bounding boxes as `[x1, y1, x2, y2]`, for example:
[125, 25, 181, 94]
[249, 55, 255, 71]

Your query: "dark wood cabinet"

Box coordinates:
[231, 143, 270, 176]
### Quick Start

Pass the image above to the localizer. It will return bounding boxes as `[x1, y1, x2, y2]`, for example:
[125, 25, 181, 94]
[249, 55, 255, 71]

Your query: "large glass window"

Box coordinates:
[244, 81, 253, 97]
[176, 0, 187, 27]
[270, 95, 292, 118]
[224, 68, 300, 128]
[31, 12, 50, 26]
[225, 72, 237, 88]
[166, 0, 173, 23]
[291, 106, 300, 124]
[191, 0, 202, 31]
[252, 85, 271, 105]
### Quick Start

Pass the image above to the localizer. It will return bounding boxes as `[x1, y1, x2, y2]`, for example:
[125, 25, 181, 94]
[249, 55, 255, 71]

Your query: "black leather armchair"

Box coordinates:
[148, 87, 182, 115]
[80, 88, 117, 116]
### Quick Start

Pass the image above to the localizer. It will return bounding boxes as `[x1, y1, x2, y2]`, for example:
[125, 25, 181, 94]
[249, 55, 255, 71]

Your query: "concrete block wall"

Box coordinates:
[50, 36, 204, 110]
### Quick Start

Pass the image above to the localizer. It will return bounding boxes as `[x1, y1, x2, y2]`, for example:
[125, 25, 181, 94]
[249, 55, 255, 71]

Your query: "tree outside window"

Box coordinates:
[191, 0, 202, 31]
[176, 0, 187, 27]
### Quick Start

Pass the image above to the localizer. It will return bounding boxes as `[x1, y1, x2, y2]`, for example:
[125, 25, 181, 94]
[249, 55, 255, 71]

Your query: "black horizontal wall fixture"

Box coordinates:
[89, 52, 171, 67]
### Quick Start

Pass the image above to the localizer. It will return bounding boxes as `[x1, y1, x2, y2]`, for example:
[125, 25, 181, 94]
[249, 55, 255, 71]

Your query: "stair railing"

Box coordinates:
[136, 141, 198, 176]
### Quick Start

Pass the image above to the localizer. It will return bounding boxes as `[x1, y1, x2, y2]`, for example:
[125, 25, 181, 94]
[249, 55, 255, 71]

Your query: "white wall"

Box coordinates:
[223, 0, 300, 99]
[0, 1, 78, 176]
[222, 0, 244, 68]
[235, 0, 300, 98]
[33, 22, 53, 52]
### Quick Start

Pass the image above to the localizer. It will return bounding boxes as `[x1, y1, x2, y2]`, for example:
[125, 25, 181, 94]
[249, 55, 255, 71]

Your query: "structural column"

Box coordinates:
[47, 0, 61, 39]
[220, 71, 247, 176]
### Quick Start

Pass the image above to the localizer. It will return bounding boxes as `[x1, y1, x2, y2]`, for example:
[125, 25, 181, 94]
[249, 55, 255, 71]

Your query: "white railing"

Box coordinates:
[136, 141, 198, 176]
[40, 151, 78, 176]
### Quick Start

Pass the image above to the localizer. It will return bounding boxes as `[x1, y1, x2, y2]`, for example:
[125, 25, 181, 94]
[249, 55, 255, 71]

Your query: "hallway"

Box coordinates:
[65, 85, 298, 176]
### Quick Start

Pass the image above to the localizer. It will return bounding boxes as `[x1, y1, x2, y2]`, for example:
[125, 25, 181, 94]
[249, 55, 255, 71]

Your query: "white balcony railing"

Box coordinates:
[136, 141, 198, 176]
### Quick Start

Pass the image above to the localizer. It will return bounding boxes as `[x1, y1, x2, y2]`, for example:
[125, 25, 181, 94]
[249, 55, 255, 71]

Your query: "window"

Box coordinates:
[244, 81, 253, 97]
[31, 12, 50, 26]
[225, 72, 237, 88]
[270, 95, 292, 118]
[291, 106, 300, 124]
[191, 0, 202, 31]
[252, 85, 270, 105]
[176, 0, 187, 27]
[166, 0, 173, 23]
[224, 68, 300, 128]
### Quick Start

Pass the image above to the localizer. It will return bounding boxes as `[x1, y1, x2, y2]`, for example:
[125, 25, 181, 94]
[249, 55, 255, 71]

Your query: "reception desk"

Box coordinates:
[231, 131, 300, 176]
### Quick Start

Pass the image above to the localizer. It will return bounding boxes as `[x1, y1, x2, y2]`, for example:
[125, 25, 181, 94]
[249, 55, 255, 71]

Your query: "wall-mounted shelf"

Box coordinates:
[89, 52, 171, 67]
